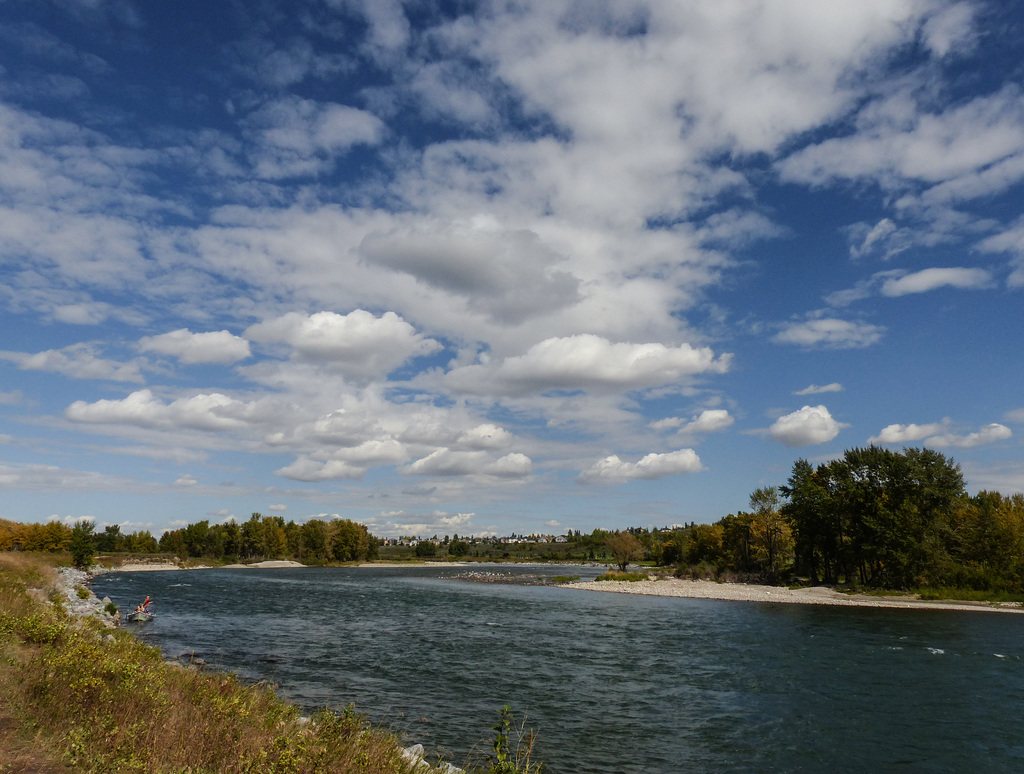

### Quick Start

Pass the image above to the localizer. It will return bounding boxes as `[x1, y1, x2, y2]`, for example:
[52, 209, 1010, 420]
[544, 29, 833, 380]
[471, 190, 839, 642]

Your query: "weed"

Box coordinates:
[488, 706, 543, 774]
[595, 571, 649, 582]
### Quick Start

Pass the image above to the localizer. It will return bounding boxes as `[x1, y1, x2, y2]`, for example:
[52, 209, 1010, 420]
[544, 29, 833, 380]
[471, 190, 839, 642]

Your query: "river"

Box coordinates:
[91, 565, 1024, 773]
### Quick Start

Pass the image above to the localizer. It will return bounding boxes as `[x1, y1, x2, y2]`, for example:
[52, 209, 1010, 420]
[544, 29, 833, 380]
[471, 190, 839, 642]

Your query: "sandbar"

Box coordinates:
[567, 577, 1024, 614]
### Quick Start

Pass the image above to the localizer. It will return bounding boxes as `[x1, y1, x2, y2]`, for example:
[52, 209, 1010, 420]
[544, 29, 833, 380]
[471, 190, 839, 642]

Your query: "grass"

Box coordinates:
[0, 552, 541, 774]
[917, 586, 1024, 604]
[595, 571, 649, 582]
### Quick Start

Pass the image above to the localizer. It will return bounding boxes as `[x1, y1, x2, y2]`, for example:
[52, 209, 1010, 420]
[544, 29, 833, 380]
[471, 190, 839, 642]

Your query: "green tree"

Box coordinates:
[605, 531, 643, 571]
[684, 523, 724, 567]
[300, 519, 329, 562]
[749, 487, 793, 579]
[414, 540, 437, 558]
[69, 521, 96, 569]
[332, 519, 372, 562]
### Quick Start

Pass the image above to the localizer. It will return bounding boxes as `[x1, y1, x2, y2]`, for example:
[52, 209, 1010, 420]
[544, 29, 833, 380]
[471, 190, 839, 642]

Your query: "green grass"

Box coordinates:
[917, 586, 1024, 604]
[595, 571, 649, 582]
[0, 552, 542, 774]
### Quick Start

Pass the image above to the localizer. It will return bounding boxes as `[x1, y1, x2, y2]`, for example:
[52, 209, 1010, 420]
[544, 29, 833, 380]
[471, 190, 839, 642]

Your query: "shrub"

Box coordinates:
[595, 571, 649, 582]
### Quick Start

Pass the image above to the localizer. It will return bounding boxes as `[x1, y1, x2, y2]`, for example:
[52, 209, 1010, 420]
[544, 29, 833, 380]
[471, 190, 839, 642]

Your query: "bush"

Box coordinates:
[595, 571, 649, 582]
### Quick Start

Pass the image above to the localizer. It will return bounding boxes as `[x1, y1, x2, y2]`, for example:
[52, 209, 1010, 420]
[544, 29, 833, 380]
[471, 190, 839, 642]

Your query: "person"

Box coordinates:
[135, 596, 153, 613]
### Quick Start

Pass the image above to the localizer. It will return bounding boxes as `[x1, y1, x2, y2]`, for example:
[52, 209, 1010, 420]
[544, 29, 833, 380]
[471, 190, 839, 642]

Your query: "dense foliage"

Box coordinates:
[157, 513, 379, 564]
[665, 446, 1024, 592]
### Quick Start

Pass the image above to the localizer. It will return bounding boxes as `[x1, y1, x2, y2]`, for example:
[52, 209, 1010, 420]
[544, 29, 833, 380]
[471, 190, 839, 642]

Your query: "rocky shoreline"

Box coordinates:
[51, 564, 463, 774]
[54, 566, 122, 627]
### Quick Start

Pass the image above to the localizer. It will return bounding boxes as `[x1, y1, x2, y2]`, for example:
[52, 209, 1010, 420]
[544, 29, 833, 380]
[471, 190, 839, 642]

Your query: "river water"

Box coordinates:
[91, 565, 1024, 773]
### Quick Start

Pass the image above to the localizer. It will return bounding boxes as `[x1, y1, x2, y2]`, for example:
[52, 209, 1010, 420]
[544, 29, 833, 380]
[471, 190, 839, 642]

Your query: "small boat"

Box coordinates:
[125, 610, 154, 623]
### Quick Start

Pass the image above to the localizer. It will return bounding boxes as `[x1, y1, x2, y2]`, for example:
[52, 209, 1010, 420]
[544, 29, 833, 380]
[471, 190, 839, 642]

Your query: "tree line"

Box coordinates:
[1, 513, 378, 567]
[664, 446, 1024, 592]
[6, 445, 1024, 591]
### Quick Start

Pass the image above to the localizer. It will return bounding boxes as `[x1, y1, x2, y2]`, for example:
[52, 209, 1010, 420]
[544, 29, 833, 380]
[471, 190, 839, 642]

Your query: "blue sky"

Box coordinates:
[1, 0, 1022, 538]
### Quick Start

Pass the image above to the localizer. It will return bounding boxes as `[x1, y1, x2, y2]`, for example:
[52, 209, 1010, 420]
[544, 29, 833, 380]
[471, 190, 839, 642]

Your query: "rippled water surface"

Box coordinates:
[92, 566, 1024, 773]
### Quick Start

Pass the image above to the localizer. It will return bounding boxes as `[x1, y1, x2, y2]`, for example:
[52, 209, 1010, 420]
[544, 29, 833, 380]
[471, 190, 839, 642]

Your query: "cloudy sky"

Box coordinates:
[1, 0, 1022, 538]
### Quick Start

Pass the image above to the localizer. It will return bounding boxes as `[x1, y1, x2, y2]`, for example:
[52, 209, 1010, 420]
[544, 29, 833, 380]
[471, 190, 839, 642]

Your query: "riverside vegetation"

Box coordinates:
[4, 445, 1024, 595]
[0, 553, 541, 774]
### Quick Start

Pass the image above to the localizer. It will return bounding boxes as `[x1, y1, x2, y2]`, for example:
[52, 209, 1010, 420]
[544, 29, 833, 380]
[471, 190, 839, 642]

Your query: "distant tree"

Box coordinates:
[448, 539, 469, 558]
[605, 531, 643, 571]
[69, 521, 96, 569]
[300, 519, 329, 562]
[414, 540, 437, 558]
[332, 519, 372, 562]
[685, 523, 724, 567]
[748, 487, 793, 579]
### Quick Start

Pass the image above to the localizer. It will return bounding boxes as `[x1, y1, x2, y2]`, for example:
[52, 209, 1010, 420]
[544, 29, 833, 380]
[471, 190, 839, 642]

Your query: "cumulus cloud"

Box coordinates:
[868, 422, 946, 444]
[457, 424, 513, 450]
[1005, 408, 1024, 424]
[246, 310, 441, 379]
[65, 389, 256, 431]
[579, 449, 703, 484]
[243, 96, 385, 178]
[924, 423, 1012, 449]
[651, 409, 734, 435]
[773, 319, 884, 349]
[769, 405, 847, 447]
[405, 448, 532, 478]
[0, 344, 143, 383]
[794, 383, 843, 396]
[446, 335, 731, 397]
[138, 328, 251, 365]
[275, 457, 367, 482]
[869, 419, 1012, 448]
[360, 221, 580, 324]
[778, 85, 1024, 203]
[879, 267, 992, 296]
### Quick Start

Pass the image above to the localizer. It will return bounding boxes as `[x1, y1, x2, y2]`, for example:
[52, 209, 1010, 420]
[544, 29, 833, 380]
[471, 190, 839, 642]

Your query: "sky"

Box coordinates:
[1, 0, 1023, 539]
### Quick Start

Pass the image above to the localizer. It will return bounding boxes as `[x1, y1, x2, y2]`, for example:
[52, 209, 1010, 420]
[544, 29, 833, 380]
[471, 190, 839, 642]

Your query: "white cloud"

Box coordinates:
[580, 449, 703, 484]
[773, 318, 884, 349]
[246, 310, 441, 379]
[457, 424, 512, 450]
[65, 389, 256, 431]
[405, 448, 532, 479]
[138, 328, 251, 365]
[921, 2, 978, 58]
[880, 267, 992, 296]
[360, 221, 580, 324]
[446, 335, 730, 397]
[243, 96, 385, 179]
[0, 390, 23, 405]
[870, 419, 1012, 449]
[794, 383, 843, 396]
[926, 423, 1012, 449]
[847, 218, 899, 260]
[275, 457, 367, 482]
[779, 86, 1024, 203]
[651, 409, 733, 436]
[0, 344, 143, 383]
[1005, 408, 1024, 424]
[769, 405, 847, 447]
[868, 422, 946, 444]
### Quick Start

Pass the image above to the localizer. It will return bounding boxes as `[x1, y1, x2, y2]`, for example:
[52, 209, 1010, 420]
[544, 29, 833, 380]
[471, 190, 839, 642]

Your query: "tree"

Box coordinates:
[414, 540, 437, 558]
[605, 531, 643, 571]
[748, 487, 793, 579]
[69, 521, 96, 569]
[332, 519, 372, 562]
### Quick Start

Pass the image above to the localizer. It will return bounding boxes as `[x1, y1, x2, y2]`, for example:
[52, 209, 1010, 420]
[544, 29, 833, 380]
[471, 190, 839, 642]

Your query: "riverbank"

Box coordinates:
[0, 553, 470, 774]
[567, 576, 1024, 614]
[95, 559, 307, 573]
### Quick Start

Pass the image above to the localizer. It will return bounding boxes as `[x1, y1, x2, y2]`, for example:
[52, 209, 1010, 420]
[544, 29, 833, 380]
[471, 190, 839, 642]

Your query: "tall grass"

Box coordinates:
[1, 552, 537, 774]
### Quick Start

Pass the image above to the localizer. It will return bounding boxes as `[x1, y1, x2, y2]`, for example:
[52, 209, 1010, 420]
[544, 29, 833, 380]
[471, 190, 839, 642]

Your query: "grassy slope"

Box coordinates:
[0, 553, 420, 774]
